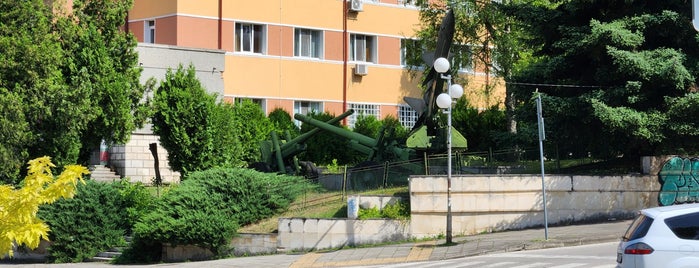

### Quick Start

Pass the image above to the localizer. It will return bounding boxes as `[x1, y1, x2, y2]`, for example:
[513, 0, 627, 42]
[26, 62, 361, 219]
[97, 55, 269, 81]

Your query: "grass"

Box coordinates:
[238, 186, 409, 233]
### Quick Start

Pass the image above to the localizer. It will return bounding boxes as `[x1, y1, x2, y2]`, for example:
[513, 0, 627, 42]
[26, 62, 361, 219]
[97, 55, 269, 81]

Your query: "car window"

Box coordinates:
[665, 212, 699, 240]
[623, 214, 653, 241]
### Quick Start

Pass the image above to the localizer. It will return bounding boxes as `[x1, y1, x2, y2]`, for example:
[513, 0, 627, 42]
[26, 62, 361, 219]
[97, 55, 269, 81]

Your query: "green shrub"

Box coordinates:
[380, 201, 410, 220]
[38, 180, 129, 263]
[231, 99, 274, 163]
[325, 159, 342, 174]
[184, 167, 314, 225]
[268, 107, 299, 139]
[358, 206, 382, 219]
[134, 183, 238, 255]
[300, 112, 358, 165]
[114, 178, 155, 234]
[151, 64, 245, 176]
[121, 167, 314, 262]
[357, 201, 410, 220]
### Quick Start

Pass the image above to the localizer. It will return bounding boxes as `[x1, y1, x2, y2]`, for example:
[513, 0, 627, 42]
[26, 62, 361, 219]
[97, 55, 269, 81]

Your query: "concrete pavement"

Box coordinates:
[1, 219, 630, 268]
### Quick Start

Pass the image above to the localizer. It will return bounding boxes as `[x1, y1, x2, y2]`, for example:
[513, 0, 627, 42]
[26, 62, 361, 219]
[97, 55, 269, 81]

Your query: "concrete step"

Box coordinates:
[89, 165, 121, 182]
[89, 237, 130, 262]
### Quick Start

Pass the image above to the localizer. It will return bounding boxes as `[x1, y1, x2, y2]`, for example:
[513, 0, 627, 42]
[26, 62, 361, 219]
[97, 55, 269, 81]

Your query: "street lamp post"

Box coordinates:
[434, 57, 463, 244]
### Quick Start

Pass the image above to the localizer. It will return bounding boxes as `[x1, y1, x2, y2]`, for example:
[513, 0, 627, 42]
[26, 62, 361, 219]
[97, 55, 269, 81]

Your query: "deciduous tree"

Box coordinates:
[0, 157, 87, 257]
[0, 0, 148, 184]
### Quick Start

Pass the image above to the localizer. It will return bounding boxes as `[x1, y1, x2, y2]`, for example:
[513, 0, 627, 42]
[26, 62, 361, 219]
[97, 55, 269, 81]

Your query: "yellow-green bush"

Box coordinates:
[0, 157, 87, 258]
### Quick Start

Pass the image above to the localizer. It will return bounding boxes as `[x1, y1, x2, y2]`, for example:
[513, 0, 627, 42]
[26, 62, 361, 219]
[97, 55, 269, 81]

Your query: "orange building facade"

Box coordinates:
[127, 0, 503, 128]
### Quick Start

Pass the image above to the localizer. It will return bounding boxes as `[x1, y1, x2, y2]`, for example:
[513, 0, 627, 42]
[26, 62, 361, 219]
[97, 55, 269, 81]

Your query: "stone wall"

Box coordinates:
[111, 129, 180, 184]
[277, 218, 410, 251]
[409, 174, 660, 238]
[347, 195, 403, 219]
[641, 155, 674, 175]
[230, 233, 278, 256]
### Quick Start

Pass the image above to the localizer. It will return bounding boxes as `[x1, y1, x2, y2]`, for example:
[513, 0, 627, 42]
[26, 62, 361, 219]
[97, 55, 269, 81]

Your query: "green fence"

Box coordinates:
[314, 148, 599, 192]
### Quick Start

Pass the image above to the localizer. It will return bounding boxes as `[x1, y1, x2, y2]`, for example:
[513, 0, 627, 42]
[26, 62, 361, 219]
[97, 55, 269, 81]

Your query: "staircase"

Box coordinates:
[89, 165, 121, 182]
[90, 236, 131, 262]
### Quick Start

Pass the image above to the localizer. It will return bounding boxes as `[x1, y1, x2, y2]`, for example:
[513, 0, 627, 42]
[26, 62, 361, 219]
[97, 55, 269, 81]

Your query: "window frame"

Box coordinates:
[294, 101, 323, 126]
[235, 22, 266, 54]
[398, 0, 417, 6]
[235, 98, 267, 114]
[294, 28, 323, 59]
[144, 20, 155, 44]
[398, 105, 418, 129]
[350, 34, 377, 63]
[401, 38, 423, 67]
[348, 103, 380, 128]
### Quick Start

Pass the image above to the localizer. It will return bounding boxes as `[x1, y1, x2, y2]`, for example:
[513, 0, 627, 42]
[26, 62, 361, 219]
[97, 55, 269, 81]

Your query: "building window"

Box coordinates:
[489, 55, 500, 75]
[350, 34, 376, 63]
[401, 38, 422, 67]
[398, 105, 418, 129]
[453, 44, 474, 73]
[294, 101, 321, 115]
[236, 98, 266, 113]
[348, 103, 379, 128]
[235, 23, 265, 53]
[294, 28, 322, 58]
[144, 20, 155, 43]
[398, 0, 417, 6]
[294, 101, 322, 126]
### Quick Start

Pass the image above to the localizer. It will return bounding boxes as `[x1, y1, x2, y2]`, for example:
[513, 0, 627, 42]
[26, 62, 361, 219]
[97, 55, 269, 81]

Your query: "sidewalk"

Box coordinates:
[1, 220, 630, 268]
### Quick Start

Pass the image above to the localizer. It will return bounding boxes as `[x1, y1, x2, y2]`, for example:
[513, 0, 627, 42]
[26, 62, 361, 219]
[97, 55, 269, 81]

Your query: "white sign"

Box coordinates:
[694, 0, 699, 31]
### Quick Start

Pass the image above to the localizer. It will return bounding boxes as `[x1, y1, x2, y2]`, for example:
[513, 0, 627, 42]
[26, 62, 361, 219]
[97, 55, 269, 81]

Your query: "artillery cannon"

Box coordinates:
[294, 111, 415, 163]
[252, 110, 354, 176]
[253, 7, 467, 179]
[295, 111, 424, 189]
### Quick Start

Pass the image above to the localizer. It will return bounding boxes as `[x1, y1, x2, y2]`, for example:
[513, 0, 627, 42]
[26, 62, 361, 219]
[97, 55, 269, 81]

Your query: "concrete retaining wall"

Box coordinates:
[163, 233, 278, 261]
[277, 218, 409, 251]
[3, 240, 50, 261]
[353, 195, 403, 210]
[409, 174, 660, 238]
[163, 244, 214, 262]
[230, 233, 278, 256]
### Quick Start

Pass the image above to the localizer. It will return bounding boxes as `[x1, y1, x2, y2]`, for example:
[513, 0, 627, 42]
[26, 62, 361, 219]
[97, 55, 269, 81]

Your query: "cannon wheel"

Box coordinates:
[299, 161, 321, 179]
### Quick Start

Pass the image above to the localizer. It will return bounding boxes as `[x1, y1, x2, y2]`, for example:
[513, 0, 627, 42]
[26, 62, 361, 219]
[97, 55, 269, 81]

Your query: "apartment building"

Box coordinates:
[41, 0, 503, 183]
[127, 0, 503, 129]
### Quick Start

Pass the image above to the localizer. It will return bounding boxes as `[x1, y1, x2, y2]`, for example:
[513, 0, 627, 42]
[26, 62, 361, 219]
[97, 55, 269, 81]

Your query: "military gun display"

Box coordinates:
[294, 111, 415, 163]
[294, 111, 423, 189]
[252, 110, 354, 175]
[253, 7, 466, 179]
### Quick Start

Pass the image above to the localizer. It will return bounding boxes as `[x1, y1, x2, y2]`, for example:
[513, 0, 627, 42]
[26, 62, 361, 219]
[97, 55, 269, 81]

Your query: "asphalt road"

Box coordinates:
[354, 242, 619, 268]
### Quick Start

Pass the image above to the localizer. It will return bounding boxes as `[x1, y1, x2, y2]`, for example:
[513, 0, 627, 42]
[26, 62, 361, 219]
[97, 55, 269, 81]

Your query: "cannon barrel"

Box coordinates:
[259, 109, 355, 173]
[294, 113, 378, 149]
[279, 109, 354, 156]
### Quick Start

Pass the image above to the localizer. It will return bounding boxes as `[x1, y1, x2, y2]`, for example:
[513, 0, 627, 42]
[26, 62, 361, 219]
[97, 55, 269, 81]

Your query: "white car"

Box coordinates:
[616, 203, 699, 268]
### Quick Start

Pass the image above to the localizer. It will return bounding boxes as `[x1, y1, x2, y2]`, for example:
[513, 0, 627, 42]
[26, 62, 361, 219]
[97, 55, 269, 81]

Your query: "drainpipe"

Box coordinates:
[342, 0, 348, 125]
[218, 0, 222, 49]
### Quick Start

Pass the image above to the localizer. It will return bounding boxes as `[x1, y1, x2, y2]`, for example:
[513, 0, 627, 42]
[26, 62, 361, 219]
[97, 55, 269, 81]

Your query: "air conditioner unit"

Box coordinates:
[349, 0, 363, 12]
[354, 64, 368, 76]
